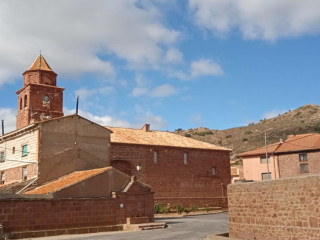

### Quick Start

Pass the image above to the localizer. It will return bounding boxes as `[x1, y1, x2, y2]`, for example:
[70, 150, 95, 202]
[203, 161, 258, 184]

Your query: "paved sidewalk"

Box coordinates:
[26, 212, 228, 240]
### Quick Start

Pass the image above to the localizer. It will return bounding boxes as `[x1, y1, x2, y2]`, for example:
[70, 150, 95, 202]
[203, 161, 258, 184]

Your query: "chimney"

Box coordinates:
[280, 138, 283, 143]
[142, 124, 150, 132]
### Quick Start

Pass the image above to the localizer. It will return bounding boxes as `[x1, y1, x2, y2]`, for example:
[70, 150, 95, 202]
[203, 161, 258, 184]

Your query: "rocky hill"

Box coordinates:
[175, 104, 320, 163]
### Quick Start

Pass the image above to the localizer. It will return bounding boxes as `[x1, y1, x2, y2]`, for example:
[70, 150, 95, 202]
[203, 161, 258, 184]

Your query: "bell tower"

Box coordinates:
[16, 54, 64, 129]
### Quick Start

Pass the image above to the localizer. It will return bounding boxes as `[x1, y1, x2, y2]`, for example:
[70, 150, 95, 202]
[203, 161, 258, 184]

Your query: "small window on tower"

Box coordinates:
[20, 98, 22, 110]
[24, 95, 27, 107]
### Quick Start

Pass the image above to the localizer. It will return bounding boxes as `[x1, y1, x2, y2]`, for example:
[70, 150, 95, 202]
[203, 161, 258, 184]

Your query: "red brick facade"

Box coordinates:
[0, 190, 154, 239]
[228, 174, 320, 240]
[0, 164, 37, 186]
[110, 143, 231, 207]
[16, 55, 64, 129]
[278, 151, 320, 178]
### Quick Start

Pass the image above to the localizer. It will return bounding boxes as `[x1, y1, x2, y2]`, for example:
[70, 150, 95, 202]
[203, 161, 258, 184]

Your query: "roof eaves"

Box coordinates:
[110, 141, 232, 152]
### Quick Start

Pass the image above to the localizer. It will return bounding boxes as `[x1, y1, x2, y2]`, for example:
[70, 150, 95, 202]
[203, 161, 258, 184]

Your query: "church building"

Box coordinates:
[0, 55, 232, 208]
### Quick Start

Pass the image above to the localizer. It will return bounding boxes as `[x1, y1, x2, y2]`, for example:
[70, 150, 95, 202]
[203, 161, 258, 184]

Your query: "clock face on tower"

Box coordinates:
[43, 95, 50, 102]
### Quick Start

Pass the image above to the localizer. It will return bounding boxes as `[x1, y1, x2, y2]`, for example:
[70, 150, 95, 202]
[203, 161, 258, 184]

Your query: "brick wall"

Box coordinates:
[111, 143, 231, 207]
[278, 151, 320, 178]
[228, 174, 320, 240]
[0, 192, 154, 237]
[1, 164, 37, 185]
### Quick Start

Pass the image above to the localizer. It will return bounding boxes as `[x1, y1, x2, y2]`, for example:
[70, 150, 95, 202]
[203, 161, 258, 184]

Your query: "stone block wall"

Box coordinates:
[228, 174, 320, 240]
[111, 143, 231, 207]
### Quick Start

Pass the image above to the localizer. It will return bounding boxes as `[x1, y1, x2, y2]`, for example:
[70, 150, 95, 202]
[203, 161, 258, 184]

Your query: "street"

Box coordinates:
[28, 212, 228, 240]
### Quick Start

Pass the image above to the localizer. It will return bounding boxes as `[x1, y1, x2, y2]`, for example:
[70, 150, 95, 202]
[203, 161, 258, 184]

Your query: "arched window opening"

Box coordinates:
[24, 95, 27, 107]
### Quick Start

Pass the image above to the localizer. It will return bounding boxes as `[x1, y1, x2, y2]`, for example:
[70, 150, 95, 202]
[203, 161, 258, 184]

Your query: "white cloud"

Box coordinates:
[165, 48, 183, 63]
[190, 113, 202, 123]
[132, 87, 149, 97]
[0, 0, 181, 85]
[75, 87, 114, 100]
[189, 0, 320, 41]
[0, 108, 17, 133]
[64, 108, 131, 128]
[132, 84, 177, 98]
[191, 59, 223, 77]
[131, 74, 177, 98]
[134, 105, 167, 130]
[150, 84, 177, 97]
[172, 58, 223, 80]
[65, 106, 167, 130]
[263, 109, 287, 119]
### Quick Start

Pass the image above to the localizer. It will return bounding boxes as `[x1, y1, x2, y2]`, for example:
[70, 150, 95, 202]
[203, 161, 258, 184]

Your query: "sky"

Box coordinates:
[0, 0, 320, 132]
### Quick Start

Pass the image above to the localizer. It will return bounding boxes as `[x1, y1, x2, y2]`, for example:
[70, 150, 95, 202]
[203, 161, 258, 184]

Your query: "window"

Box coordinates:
[184, 153, 187, 165]
[22, 145, 28, 157]
[260, 156, 270, 164]
[153, 151, 157, 164]
[0, 152, 4, 162]
[212, 167, 217, 176]
[0, 172, 4, 185]
[299, 153, 307, 162]
[12, 147, 15, 154]
[24, 95, 27, 107]
[262, 172, 271, 180]
[22, 167, 27, 181]
[20, 98, 22, 110]
[300, 163, 309, 173]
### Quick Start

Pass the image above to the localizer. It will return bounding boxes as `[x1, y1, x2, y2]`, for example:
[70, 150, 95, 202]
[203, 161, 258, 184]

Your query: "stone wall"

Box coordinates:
[111, 143, 231, 207]
[0, 191, 154, 239]
[228, 174, 320, 240]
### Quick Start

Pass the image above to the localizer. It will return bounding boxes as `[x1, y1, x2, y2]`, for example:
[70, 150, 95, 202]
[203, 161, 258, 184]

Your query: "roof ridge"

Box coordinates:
[284, 133, 319, 143]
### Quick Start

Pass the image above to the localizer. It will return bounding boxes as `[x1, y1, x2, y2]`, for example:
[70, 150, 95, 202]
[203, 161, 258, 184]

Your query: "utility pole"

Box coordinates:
[265, 132, 270, 180]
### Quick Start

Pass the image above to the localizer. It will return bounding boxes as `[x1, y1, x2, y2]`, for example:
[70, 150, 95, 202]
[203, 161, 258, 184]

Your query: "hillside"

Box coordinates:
[174, 104, 320, 162]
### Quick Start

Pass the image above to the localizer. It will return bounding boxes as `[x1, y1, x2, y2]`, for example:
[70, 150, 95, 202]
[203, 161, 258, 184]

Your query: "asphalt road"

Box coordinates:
[27, 212, 228, 240]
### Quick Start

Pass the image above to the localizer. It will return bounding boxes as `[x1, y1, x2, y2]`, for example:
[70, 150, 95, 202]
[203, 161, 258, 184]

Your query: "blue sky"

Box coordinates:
[0, 0, 320, 132]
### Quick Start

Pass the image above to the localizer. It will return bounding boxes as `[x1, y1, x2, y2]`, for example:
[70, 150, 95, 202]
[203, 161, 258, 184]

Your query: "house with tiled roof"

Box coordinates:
[238, 133, 320, 181]
[108, 124, 232, 207]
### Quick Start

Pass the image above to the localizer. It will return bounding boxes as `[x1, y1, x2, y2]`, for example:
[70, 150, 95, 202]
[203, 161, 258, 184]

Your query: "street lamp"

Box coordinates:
[136, 163, 142, 172]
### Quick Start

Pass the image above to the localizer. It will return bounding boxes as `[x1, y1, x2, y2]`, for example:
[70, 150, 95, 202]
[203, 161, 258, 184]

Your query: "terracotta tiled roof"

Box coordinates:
[275, 133, 320, 153]
[238, 142, 281, 157]
[107, 126, 231, 151]
[28, 54, 53, 72]
[238, 133, 320, 157]
[25, 167, 111, 195]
